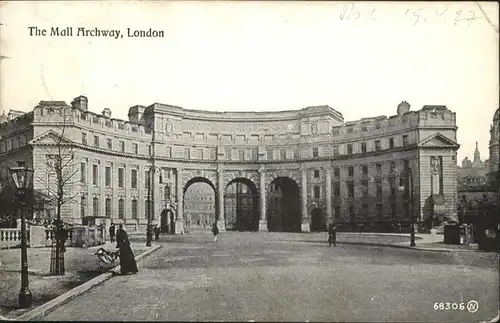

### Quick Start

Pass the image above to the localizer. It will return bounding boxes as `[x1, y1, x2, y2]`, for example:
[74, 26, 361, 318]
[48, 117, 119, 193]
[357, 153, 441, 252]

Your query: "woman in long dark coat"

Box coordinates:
[116, 224, 138, 275]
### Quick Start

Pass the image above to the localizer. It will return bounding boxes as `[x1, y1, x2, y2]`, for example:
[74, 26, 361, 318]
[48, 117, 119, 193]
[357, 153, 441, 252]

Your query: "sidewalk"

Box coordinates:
[336, 232, 482, 252]
[0, 241, 151, 319]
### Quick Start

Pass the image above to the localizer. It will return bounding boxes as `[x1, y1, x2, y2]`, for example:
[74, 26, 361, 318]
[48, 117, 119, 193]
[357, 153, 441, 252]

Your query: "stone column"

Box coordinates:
[217, 166, 226, 231]
[301, 167, 310, 232]
[325, 166, 333, 225]
[258, 165, 267, 231]
[175, 168, 184, 234]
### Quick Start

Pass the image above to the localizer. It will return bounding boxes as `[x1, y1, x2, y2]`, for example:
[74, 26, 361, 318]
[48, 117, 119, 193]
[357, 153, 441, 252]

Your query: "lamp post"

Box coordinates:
[9, 166, 34, 308]
[146, 165, 162, 247]
[399, 167, 416, 247]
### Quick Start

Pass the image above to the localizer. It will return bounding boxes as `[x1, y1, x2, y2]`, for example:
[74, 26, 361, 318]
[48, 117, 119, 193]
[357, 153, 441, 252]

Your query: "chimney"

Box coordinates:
[71, 96, 88, 111]
[102, 108, 112, 118]
[397, 101, 410, 115]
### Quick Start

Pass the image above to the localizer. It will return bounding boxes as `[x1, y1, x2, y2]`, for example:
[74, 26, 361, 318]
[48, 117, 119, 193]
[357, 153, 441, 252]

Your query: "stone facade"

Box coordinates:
[0, 96, 460, 234]
[488, 108, 500, 185]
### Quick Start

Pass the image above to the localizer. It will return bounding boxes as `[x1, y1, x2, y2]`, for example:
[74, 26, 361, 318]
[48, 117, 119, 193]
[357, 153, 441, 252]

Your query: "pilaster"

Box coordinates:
[217, 165, 226, 231]
[258, 165, 267, 231]
[175, 167, 184, 234]
[301, 166, 310, 232]
[325, 166, 333, 225]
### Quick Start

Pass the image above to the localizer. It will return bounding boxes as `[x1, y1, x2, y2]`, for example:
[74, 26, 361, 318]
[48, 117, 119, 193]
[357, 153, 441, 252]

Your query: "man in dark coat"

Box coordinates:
[116, 224, 138, 275]
[212, 223, 219, 242]
[328, 223, 337, 247]
[154, 225, 160, 241]
[109, 223, 115, 243]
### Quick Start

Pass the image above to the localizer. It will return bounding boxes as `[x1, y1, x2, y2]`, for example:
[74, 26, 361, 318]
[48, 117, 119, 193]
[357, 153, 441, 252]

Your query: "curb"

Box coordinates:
[15, 244, 162, 321]
[337, 241, 479, 253]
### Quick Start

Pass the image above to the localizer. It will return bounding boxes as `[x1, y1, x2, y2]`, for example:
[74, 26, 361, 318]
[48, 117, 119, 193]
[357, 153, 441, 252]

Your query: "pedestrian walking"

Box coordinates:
[116, 224, 138, 275]
[109, 223, 115, 243]
[328, 223, 337, 247]
[154, 225, 160, 241]
[212, 223, 219, 242]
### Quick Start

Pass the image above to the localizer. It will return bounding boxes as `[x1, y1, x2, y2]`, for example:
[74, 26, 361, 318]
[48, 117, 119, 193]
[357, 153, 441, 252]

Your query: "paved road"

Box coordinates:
[42, 230, 499, 322]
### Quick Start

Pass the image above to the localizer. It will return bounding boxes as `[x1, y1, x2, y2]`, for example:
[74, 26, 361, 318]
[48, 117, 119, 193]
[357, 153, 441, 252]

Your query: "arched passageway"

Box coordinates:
[183, 177, 217, 229]
[224, 178, 259, 231]
[267, 177, 301, 232]
[310, 207, 326, 232]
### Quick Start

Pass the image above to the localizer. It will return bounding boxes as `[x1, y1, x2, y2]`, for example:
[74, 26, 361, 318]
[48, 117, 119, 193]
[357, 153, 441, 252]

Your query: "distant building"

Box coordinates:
[457, 142, 488, 190]
[184, 183, 215, 227]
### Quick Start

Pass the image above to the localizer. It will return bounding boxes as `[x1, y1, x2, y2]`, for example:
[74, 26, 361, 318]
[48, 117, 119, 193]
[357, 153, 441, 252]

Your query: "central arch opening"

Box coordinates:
[267, 177, 301, 232]
[184, 177, 217, 229]
[224, 178, 259, 231]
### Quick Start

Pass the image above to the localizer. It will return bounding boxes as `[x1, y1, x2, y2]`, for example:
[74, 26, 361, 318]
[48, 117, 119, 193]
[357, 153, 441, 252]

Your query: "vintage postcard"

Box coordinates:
[0, 1, 499, 322]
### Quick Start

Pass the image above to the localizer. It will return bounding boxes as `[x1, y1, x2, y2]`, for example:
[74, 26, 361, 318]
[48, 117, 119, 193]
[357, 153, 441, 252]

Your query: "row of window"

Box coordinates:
[312, 178, 401, 199]
[312, 160, 409, 179]
[77, 133, 409, 160]
[80, 163, 172, 191]
[80, 196, 154, 220]
[0, 134, 29, 152]
[81, 133, 151, 155]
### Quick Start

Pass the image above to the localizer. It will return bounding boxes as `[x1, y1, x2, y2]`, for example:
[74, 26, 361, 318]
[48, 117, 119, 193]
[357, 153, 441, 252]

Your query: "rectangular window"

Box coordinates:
[390, 162, 396, 173]
[145, 170, 150, 189]
[362, 165, 368, 175]
[348, 166, 354, 177]
[333, 145, 339, 156]
[120, 141, 125, 152]
[92, 165, 98, 185]
[80, 163, 86, 183]
[131, 200, 138, 220]
[209, 148, 216, 160]
[376, 180, 383, 197]
[361, 142, 367, 153]
[312, 147, 319, 158]
[166, 146, 172, 157]
[347, 181, 355, 198]
[107, 138, 112, 150]
[82, 133, 87, 145]
[198, 149, 204, 160]
[133, 143, 138, 155]
[267, 148, 274, 160]
[334, 167, 340, 177]
[334, 183, 340, 196]
[105, 166, 111, 186]
[131, 169, 138, 189]
[347, 144, 353, 155]
[389, 138, 395, 149]
[335, 205, 341, 218]
[402, 135, 408, 147]
[239, 149, 245, 160]
[376, 163, 382, 175]
[184, 147, 190, 159]
[148, 145, 152, 156]
[118, 199, 124, 219]
[118, 168, 124, 188]
[105, 198, 111, 217]
[376, 203, 383, 217]
[314, 170, 320, 178]
[375, 140, 381, 151]
[314, 186, 321, 199]
[93, 198, 99, 217]
[94, 135, 99, 148]
[280, 148, 286, 160]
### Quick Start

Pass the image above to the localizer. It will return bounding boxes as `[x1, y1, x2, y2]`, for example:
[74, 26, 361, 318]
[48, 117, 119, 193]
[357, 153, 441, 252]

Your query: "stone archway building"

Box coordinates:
[0, 96, 460, 234]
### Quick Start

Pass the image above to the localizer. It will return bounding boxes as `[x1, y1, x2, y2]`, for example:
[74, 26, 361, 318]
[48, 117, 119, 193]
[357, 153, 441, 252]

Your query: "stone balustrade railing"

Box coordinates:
[0, 225, 104, 249]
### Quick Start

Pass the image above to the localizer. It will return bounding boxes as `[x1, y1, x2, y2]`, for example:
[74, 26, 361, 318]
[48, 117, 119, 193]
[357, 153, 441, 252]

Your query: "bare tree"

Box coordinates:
[35, 104, 79, 275]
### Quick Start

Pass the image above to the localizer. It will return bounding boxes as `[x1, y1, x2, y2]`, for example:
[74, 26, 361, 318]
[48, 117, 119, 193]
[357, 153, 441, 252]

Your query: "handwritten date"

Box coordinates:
[339, 3, 484, 29]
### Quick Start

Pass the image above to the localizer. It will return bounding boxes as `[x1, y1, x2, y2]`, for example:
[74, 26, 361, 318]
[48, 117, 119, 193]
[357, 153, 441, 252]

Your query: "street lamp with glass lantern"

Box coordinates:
[399, 167, 416, 247]
[9, 166, 34, 308]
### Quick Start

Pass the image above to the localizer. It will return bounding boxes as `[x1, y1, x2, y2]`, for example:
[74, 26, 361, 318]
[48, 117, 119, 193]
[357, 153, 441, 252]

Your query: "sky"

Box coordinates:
[0, 1, 498, 163]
